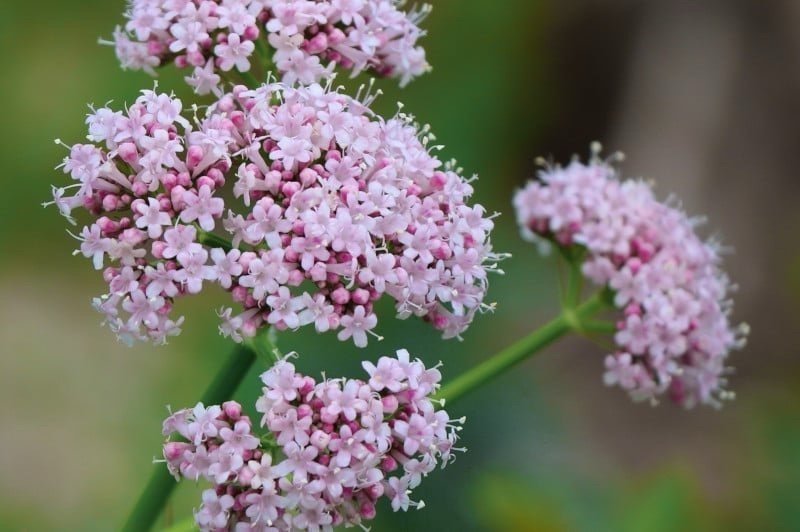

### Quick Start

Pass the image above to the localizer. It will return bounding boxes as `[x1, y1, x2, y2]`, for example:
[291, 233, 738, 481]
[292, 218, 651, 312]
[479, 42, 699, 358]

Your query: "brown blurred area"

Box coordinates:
[525, 0, 800, 513]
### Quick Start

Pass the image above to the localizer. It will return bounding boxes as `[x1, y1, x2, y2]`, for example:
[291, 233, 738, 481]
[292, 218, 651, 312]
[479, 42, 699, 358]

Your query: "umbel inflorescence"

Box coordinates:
[162, 350, 462, 530]
[49, 83, 500, 346]
[514, 147, 748, 408]
[111, 0, 430, 94]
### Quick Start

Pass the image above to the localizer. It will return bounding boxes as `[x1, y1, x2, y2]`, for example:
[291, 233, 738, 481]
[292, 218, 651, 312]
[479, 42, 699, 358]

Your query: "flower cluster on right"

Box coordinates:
[162, 350, 461, 531]
[514, 150, 748, 407]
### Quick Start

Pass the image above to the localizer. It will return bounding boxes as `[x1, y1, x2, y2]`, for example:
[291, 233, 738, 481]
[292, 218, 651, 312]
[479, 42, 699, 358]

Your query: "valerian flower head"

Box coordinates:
[49, 83, 502, 346]
[162, 350, 463, 531]
[108, 0, 431, 95]
[513, 145, 748, 408]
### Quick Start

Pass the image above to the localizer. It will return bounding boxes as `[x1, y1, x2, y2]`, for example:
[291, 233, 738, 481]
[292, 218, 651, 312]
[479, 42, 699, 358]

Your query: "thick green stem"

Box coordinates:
[197, 229, 233, 252]
[122, 344, 257, 532]
[436, 291, 609, 405]
[565, 258, 583, 309]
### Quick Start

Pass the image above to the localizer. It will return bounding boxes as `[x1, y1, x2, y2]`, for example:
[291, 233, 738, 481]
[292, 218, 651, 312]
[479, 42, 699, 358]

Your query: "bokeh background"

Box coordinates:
[2, 0, 799, 530]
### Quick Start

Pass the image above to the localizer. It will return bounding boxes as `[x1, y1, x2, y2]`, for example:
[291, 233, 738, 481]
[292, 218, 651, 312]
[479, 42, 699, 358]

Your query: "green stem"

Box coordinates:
[197, 229, 233, 252]
[565, 258, 583, 309]
[122, 344, 258, 532]
[436, 291, 609, 405]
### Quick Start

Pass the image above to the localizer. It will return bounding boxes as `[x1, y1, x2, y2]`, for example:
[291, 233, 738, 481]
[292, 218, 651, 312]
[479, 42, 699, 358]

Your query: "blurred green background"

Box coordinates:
[2, 0, 799, 530]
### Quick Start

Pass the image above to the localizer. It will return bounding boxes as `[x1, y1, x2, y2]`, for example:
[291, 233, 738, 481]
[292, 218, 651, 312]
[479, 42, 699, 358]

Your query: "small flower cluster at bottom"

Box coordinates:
[162, 350, 462, 531]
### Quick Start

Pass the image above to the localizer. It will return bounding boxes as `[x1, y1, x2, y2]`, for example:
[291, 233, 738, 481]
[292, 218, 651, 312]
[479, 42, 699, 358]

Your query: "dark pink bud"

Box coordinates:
[170, 186, 187, 210]
[381, 395, 399, 413]
[231, 110, 246, 129]
[196, 175, 215, 190]
[310, 429, 331, 449]
[186, 145, 204, 170]
[231, 285, 248, 302]
[364, 483, 383, 499]
[102, 194, 120, 211]
[97, 216, 118, 234]
[102, 267, 116, 283]
[320, 408, 339, 425]
[163, 441, 190, 461]
[351, 288, 370, 305]
[299, 376, 315, 395]
[281, 181, 301, 198]
[380, 455, 398, 472]
[624, 303, 641, 317]
[239, 251, 256, 271]
[222, 401, 242, 420]
[305, 33, 328, 53]
[236, 466, 254, 486]
[288, 269, 305, 285]
[432, 241, 452, 260]
[131, 181, 148, 196]
[151, 240, 167, 259]
[118, 142, 138, 164]
[177, 172, 192, 187]
[291, 220, 305, 235]
[431, 171, 447, 189]
[359, 502, 376, 520]
[243, 26, 259, 40]
[147, 40, 165, 55]
[187, 51, 204, 67]
[217, 94, 236, 112]
[241, 318, 258, 337]
[327, 314, 340, 329]
[431, 312, 448, 329]
[331, 287, 350, 305]
[299, 168, 318, 186]
[284, 248, 299, 262]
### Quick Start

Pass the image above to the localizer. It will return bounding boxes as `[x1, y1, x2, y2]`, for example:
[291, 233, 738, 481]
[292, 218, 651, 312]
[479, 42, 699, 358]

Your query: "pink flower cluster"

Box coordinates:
[49, 83, 498, 345]
[162, 350, 461, 530]
[513, 149, 748, 407]
[111, 0, 430, 94]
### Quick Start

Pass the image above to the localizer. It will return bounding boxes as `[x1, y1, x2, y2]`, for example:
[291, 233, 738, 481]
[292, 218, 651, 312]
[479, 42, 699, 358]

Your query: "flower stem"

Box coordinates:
[196, 229, 234, 251]
[122, 344, 258, 532]
[436, 290, 610, 405]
